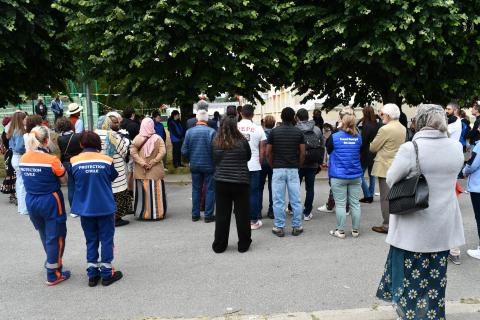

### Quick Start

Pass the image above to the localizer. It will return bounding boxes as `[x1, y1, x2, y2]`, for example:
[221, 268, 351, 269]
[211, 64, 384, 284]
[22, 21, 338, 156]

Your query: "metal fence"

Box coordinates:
[0, 95, 99, 130]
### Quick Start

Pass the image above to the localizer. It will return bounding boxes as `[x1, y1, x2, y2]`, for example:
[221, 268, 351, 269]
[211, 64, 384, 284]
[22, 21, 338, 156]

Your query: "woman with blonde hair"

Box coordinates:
[20, 125, 70, 285]
[130, 118, 167, 220]
[326, 113, 363, 239]
[7, 111, 28, 215]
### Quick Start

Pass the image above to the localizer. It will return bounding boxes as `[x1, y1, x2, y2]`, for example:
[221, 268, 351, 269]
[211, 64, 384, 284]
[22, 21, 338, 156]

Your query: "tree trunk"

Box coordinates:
[382, 91, 403, 106]
[179, 102, 194, 128]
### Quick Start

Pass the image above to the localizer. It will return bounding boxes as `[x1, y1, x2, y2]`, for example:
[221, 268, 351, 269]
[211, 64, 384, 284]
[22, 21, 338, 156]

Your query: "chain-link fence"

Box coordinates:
[0, 95, 100, 131]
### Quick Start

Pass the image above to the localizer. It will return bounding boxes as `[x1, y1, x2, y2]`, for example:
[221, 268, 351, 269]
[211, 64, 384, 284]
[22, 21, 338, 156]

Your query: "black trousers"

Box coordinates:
[470, 192, 480, 242]
[172, 142, 182, 167]
[212, 181, 251, 253]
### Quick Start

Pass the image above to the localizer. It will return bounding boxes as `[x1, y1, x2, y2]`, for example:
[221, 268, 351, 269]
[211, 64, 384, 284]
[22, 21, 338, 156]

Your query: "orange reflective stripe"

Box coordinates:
[53, 192, 63, 216]
[156, 181, 162, 220]
[143, 180, 149, 220]
[58, 237, 63, 269]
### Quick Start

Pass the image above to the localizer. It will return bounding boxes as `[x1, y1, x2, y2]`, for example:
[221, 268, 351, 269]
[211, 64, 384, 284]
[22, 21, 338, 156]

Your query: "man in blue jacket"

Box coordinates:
[182, 109, 216, 222]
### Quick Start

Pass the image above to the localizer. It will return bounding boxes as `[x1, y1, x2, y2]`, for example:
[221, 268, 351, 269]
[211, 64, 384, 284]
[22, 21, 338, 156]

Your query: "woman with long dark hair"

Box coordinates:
[212, 109, 252, 253]
[359, 106, 379, 203]
[167, 110, 184, 168]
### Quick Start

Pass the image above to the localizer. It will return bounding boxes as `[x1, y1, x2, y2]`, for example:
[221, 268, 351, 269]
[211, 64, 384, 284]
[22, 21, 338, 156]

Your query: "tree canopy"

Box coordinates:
[0, 0, 73, 106]
[4, 0, 480, 111]
[56, 0, 295, 113]
[290, 0, 480, 108]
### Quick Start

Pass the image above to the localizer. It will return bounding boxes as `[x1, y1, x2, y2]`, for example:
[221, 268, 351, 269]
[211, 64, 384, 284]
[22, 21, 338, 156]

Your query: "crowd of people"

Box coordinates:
[1, 98, 480, 320]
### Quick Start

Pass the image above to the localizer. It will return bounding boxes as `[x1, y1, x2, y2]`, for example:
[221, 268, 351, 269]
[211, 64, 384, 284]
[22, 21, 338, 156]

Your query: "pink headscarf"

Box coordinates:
[139, 118, 160, 158]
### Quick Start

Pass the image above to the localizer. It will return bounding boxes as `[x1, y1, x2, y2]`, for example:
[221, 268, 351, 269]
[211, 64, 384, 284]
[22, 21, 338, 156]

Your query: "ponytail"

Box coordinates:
[25, 126, 49, 151]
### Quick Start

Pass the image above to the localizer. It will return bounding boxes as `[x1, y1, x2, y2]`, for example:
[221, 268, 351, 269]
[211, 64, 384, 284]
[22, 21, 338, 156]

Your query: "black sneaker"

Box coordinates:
[115, 219, 129, 227]
[192, 216, 200, 222]
[204, 216, 215, 223]
[267, 211, 274, 219]
[88, 275, 101, 287]
[292, 226, 304, 236]
[272, 227, 284, 237]
[102, 271, 123, 286]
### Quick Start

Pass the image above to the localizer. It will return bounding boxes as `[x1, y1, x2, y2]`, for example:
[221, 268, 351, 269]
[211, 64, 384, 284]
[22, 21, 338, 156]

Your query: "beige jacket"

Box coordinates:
[130, 136, 166, 180]
[370, 120, 406, 178]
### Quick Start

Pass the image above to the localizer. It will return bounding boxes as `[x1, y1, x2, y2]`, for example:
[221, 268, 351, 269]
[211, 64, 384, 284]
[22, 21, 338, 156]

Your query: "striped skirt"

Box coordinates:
[133, 179, 167, 220]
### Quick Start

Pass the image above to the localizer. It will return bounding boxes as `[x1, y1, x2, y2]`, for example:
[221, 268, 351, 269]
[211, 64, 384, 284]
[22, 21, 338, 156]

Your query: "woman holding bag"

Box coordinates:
[376, 104, 465, 320]
[130, 118, 167, 220]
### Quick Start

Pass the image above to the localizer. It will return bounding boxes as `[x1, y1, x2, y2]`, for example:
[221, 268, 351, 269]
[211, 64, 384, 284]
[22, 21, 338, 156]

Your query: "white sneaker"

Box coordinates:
[467, 247, 480, 260]
[304, 213, 313, 221]
[374, 193, 380, 196]
[251, 220, 263, 230]
[317, 205, 333, 213]
[70, 213, 79, 218]
[346, 210, 350, 216]
[329, 229, 346, 239]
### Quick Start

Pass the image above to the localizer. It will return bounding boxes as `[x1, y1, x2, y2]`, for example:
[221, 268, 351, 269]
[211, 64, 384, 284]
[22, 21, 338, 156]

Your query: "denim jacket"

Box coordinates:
[10, 131, 25, 155]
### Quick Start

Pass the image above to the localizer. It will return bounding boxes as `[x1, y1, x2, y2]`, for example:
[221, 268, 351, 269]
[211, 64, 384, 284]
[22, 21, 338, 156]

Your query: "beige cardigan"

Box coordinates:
[370, 120, 406, 178]
[130, 136, 166, 180]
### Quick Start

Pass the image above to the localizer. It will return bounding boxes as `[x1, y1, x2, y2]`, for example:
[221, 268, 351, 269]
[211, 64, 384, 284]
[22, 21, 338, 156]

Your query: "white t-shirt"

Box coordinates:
[448, 118, 462, 142]
[238, 119, 267, 171]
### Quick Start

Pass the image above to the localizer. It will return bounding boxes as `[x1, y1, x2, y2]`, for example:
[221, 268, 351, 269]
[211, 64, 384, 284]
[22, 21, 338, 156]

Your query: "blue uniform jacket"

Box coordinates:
[19, 149, 65, 195]
[70, 149, 118, 216]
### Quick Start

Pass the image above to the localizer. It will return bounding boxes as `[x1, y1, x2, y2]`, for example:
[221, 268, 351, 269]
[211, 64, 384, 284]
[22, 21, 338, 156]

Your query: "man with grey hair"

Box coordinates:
[370, 103, 406, 234]
[187, 100, 218, 130]
[182, 108, 217, 222]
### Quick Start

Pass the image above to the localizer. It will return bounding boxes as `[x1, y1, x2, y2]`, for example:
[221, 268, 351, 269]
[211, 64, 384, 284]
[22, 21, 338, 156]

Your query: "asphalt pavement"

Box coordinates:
[0, 181, 479, 320]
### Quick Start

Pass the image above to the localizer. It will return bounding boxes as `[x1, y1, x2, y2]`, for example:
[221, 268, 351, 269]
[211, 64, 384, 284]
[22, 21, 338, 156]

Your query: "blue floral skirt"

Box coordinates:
[376, 246, 449, 320]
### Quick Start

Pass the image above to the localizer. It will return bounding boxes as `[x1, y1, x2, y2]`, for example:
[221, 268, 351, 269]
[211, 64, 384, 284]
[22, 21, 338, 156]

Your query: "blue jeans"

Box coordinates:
[192, 172, 215, 218]
[272, 168, 302, 229]
[298, 168, 317, 216]
[260, 162, 273, 214]
[330, 177, 361, 231]
[249, 171, 261, 222]
[361, 165, 375, 198]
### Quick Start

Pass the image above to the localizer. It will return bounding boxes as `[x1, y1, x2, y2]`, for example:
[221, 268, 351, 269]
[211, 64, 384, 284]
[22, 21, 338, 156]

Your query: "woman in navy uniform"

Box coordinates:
[71, 131, 123, 287]
[20, 125, 70, 286]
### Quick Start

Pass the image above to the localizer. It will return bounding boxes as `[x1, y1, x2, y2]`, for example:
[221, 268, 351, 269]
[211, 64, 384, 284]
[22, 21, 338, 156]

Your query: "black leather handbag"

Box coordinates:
[387, 141, 429, 215]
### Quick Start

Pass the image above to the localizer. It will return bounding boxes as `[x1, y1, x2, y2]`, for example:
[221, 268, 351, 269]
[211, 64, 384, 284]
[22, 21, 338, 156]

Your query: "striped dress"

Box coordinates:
[95, 129, 132, 218]
[95, 129, 130, 193]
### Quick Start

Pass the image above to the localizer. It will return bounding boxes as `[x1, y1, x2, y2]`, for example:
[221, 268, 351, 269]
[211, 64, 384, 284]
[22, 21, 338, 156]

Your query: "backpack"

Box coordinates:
[303, 130, 322, 164]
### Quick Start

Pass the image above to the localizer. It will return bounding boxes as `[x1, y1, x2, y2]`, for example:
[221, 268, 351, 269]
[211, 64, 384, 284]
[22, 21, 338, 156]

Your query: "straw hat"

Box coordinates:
[66, 103, 83, 116]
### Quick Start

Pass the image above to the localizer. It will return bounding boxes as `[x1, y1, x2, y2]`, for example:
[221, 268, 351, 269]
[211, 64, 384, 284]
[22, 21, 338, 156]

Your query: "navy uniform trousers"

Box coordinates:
[27, 191, 67, 283]
[80, 214, 115, 279]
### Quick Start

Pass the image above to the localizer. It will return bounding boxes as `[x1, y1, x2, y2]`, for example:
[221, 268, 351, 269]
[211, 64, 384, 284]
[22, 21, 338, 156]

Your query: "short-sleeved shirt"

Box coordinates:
[238, 119, 266, 171]
[268, 123, 305, 168]
[19, 150, 65, 195]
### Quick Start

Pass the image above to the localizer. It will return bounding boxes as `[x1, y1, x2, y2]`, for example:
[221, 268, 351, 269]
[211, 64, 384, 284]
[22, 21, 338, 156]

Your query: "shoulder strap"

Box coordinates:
[412, 140, 421, 174]
[64, 134, 74, 156]
[137, 137, 149, 151]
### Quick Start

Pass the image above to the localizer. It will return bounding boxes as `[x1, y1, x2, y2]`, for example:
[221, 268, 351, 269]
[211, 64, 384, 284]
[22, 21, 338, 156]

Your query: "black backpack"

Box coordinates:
[303, 130, 322, 164]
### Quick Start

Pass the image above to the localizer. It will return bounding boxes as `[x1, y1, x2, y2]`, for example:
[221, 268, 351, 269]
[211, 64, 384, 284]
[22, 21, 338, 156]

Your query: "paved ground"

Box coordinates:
[0, 180, 479, 320]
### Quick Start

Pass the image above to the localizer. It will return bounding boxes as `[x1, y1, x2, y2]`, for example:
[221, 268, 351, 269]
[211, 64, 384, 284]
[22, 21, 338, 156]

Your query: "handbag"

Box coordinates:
[387, 141, 429, 215]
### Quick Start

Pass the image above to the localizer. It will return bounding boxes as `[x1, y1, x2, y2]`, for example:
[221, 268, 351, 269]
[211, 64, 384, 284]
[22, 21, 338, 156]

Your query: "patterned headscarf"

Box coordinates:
[415, 104, 448, 133]
[99, 115, 119, 156]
